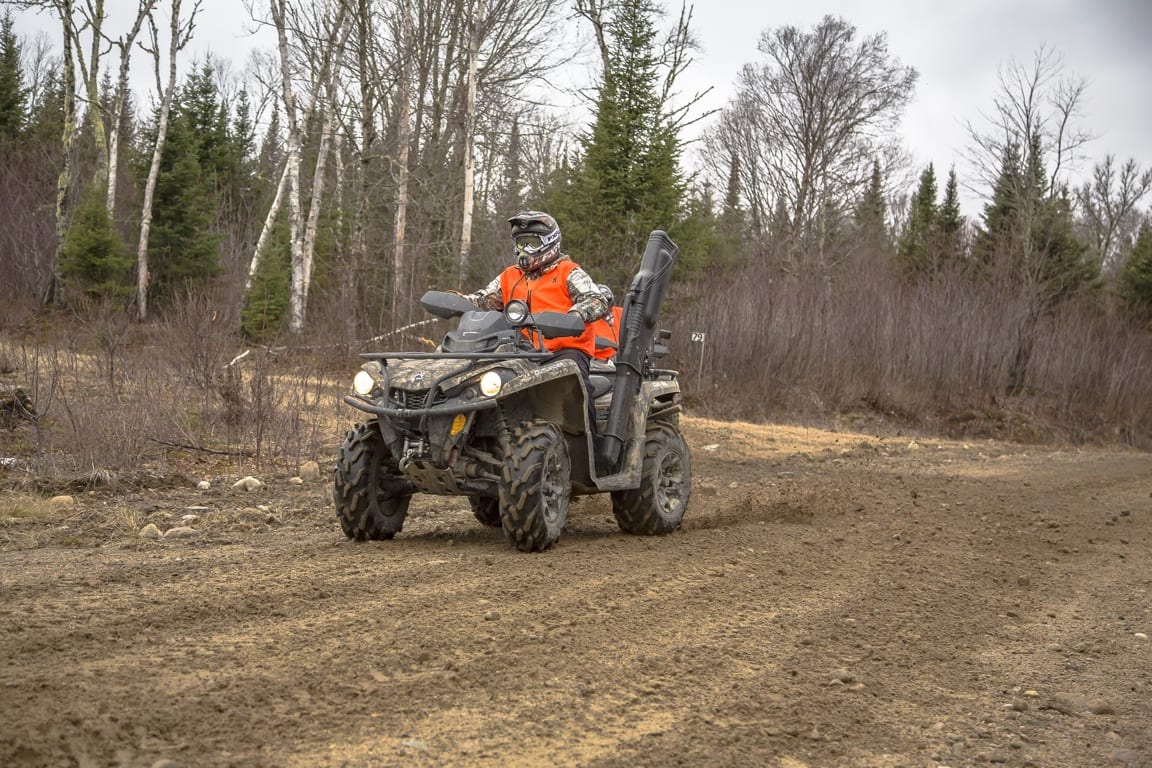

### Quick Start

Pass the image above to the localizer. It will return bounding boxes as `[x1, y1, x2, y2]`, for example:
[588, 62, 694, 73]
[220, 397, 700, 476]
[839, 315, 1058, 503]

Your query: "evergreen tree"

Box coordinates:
[24, 68, 65, 144]
[60, 184, 132, 296]
[1120, 221, 1152, 318]
[242, 216, 291, 340]
[897, 163, 938, 273]
[723, 152, 741, 216]
[1031, 186, 1097, 299]
[853, 159, 889, 257]
[938, 167, 964, 261]
[972, 142, 1022, 265]
[0, 12, 27, 139]
[134, 77, 223, 304]
[551, 0, 686, 284]
[257, 106, 283, 183]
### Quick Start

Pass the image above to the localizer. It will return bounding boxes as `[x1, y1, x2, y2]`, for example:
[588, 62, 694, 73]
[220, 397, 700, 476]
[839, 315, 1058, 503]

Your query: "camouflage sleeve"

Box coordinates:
[566, 266, 609, 323]
[465, 275, 504, 311]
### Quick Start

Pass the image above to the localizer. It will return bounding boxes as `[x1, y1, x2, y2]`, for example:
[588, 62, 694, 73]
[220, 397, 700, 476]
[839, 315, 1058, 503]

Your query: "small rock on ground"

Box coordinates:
[232, 476, 264, 492]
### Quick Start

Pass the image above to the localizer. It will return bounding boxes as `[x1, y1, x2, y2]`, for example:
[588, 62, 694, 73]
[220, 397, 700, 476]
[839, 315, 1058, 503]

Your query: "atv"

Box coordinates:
[334, 231, 690, 552]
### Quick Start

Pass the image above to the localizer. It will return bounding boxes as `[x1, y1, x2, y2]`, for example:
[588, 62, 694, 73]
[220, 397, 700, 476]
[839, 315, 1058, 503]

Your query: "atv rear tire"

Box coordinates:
[611, 422, 691, 535]
[469, 496, 501, 527]
[334, 422, 411, 541]
[498, 420, 570, 552]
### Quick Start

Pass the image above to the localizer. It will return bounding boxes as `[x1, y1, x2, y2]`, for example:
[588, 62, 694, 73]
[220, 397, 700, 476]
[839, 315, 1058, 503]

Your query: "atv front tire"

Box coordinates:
[334, 422, 411, 541]
[498, 420, 571, 552]
[611, 422, 691, 535]
[469, 496, 501, 527]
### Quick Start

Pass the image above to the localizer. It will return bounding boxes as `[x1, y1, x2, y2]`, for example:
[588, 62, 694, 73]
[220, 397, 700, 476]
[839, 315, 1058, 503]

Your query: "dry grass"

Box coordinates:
[666, 255, 1152, 447]
[0, 491, 58, 522]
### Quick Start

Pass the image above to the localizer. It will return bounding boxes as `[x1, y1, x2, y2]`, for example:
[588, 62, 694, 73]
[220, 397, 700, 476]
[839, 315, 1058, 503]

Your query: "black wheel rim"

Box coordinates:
[655, 444, 684, 514]
[541, 441, 568, 526]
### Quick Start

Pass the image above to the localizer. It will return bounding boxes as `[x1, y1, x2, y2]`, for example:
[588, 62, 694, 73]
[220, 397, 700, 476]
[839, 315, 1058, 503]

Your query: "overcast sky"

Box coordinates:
[680, 0, 1152, 214]
[11, 0, 1152, 217]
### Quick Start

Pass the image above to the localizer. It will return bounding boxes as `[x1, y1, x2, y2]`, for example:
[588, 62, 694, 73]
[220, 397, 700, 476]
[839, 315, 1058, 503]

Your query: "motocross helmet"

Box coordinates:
[509, 210, 561, 274]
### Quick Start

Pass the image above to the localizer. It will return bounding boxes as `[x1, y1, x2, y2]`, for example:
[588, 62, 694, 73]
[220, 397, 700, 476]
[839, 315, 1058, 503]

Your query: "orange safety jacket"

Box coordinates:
[590, 305, 623, 361]
[498, 260, 598, 356]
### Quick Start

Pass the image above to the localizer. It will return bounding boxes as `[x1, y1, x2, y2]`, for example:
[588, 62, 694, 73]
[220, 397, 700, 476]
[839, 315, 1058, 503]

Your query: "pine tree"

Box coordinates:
[0, 12, 27, 139]
[972, 142, 1023, 266]
[897, 163, 938, 273]
[552, 0, 686, 284]
[134, 80, 223, 304]
[938, 167, 964, 262]
[60, 184, 132, 296]
[853, 160, 888, 257]
[242, 216, 291, 340]
[723, 152, 741, 216]
[1120, 221, 1152, 318]
[24, 68, 65, 144]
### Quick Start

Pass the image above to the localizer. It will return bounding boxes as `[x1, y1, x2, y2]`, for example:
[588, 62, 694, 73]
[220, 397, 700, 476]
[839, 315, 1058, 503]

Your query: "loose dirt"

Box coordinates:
[2, 416, 1150, 767]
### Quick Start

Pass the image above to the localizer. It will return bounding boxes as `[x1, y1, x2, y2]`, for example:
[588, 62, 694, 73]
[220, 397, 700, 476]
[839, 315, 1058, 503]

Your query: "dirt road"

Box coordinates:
[2, 417, 1150, 767]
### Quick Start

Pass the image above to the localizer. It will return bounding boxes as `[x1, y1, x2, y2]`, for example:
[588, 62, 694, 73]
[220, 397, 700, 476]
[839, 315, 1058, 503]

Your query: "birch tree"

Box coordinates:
[105, 0, 156, 215]
[456, 0, 484, 286]
[8, 0, 80, 302]
[264, 0, 347, 334]
[135, 0, 199, 321]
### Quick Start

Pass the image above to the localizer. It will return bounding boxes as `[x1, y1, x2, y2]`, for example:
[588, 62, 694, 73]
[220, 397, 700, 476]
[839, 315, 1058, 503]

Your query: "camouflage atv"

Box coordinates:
[334, 231, 690, 552]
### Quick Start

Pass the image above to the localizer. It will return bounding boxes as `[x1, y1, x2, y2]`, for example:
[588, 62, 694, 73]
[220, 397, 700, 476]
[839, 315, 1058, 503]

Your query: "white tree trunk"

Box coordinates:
[135, 0, 184, 322]
[106, 2, 155, 216]
[391, 0, 414, 322]
[244, 161, 291, 292]
[457, 0, 484, 287]
[271, 0, 306, 334]
[299, 99, 336, 314]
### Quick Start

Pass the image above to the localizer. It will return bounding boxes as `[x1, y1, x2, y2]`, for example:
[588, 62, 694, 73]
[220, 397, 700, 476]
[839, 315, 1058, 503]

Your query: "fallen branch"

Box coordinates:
[147, 437, 255, 457]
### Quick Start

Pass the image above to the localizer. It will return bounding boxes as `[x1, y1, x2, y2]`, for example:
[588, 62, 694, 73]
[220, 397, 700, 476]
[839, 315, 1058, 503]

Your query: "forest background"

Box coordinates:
[2, 0, 1152, 478]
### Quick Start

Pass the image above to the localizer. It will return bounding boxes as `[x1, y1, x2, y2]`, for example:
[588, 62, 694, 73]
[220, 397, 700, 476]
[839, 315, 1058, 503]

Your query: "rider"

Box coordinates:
[463, 211, 608, 432]
[589, 284, 623, 362]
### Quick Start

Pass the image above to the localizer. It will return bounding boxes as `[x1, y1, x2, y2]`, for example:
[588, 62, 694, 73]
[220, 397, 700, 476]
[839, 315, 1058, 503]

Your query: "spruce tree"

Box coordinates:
[897, 163, 938, 273]
[1120, 221, 1152, 318]
[973, 142, 1022, 266]
[938, 167, 964, 262]
[0, 12, 27, 139]
[552, 0, 686, 284]
[60, 184, 132, 296]
[853, 160, 888, 257]
[134, 79, 223, 305]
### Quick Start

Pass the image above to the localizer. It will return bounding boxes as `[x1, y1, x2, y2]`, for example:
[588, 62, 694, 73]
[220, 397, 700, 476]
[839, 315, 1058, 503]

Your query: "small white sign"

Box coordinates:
[690, 332, 706, 343]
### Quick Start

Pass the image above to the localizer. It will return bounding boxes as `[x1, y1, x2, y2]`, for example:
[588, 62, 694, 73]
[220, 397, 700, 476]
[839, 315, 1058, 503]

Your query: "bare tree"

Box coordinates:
[389, 0, 414, 323]
[105, 0, 157, 216]
[1076, 155, 1152, 274]
[703, 15, 917, 268]
[966, 46, 1092, 198]
[266, 0, 347, 334]
[135, 0, 200, 321]
[8, 0, 80, 302]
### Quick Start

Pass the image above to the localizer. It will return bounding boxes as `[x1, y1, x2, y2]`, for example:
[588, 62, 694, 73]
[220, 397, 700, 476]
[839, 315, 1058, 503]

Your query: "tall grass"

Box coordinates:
[0, 292, 344, 480]
[666, 254, 1152, 446]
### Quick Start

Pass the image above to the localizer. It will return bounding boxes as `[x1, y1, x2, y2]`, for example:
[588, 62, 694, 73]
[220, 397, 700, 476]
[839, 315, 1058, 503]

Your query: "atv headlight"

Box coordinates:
[353, 370, 376, 396]
[504, 300, 529, 324]
[479, 370, 503, 397]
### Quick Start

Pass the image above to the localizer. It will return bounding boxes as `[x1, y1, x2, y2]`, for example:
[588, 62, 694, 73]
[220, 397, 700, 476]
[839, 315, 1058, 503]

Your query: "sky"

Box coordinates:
[11, 0, 1152, 218]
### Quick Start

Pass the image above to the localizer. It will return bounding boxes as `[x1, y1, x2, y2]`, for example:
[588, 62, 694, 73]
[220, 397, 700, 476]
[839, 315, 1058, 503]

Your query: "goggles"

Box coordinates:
[513, 230, 559, 256]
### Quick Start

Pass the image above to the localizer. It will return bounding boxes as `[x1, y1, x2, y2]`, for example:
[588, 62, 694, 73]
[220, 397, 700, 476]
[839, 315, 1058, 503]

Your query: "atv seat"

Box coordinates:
[588, 374, 613, 399]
